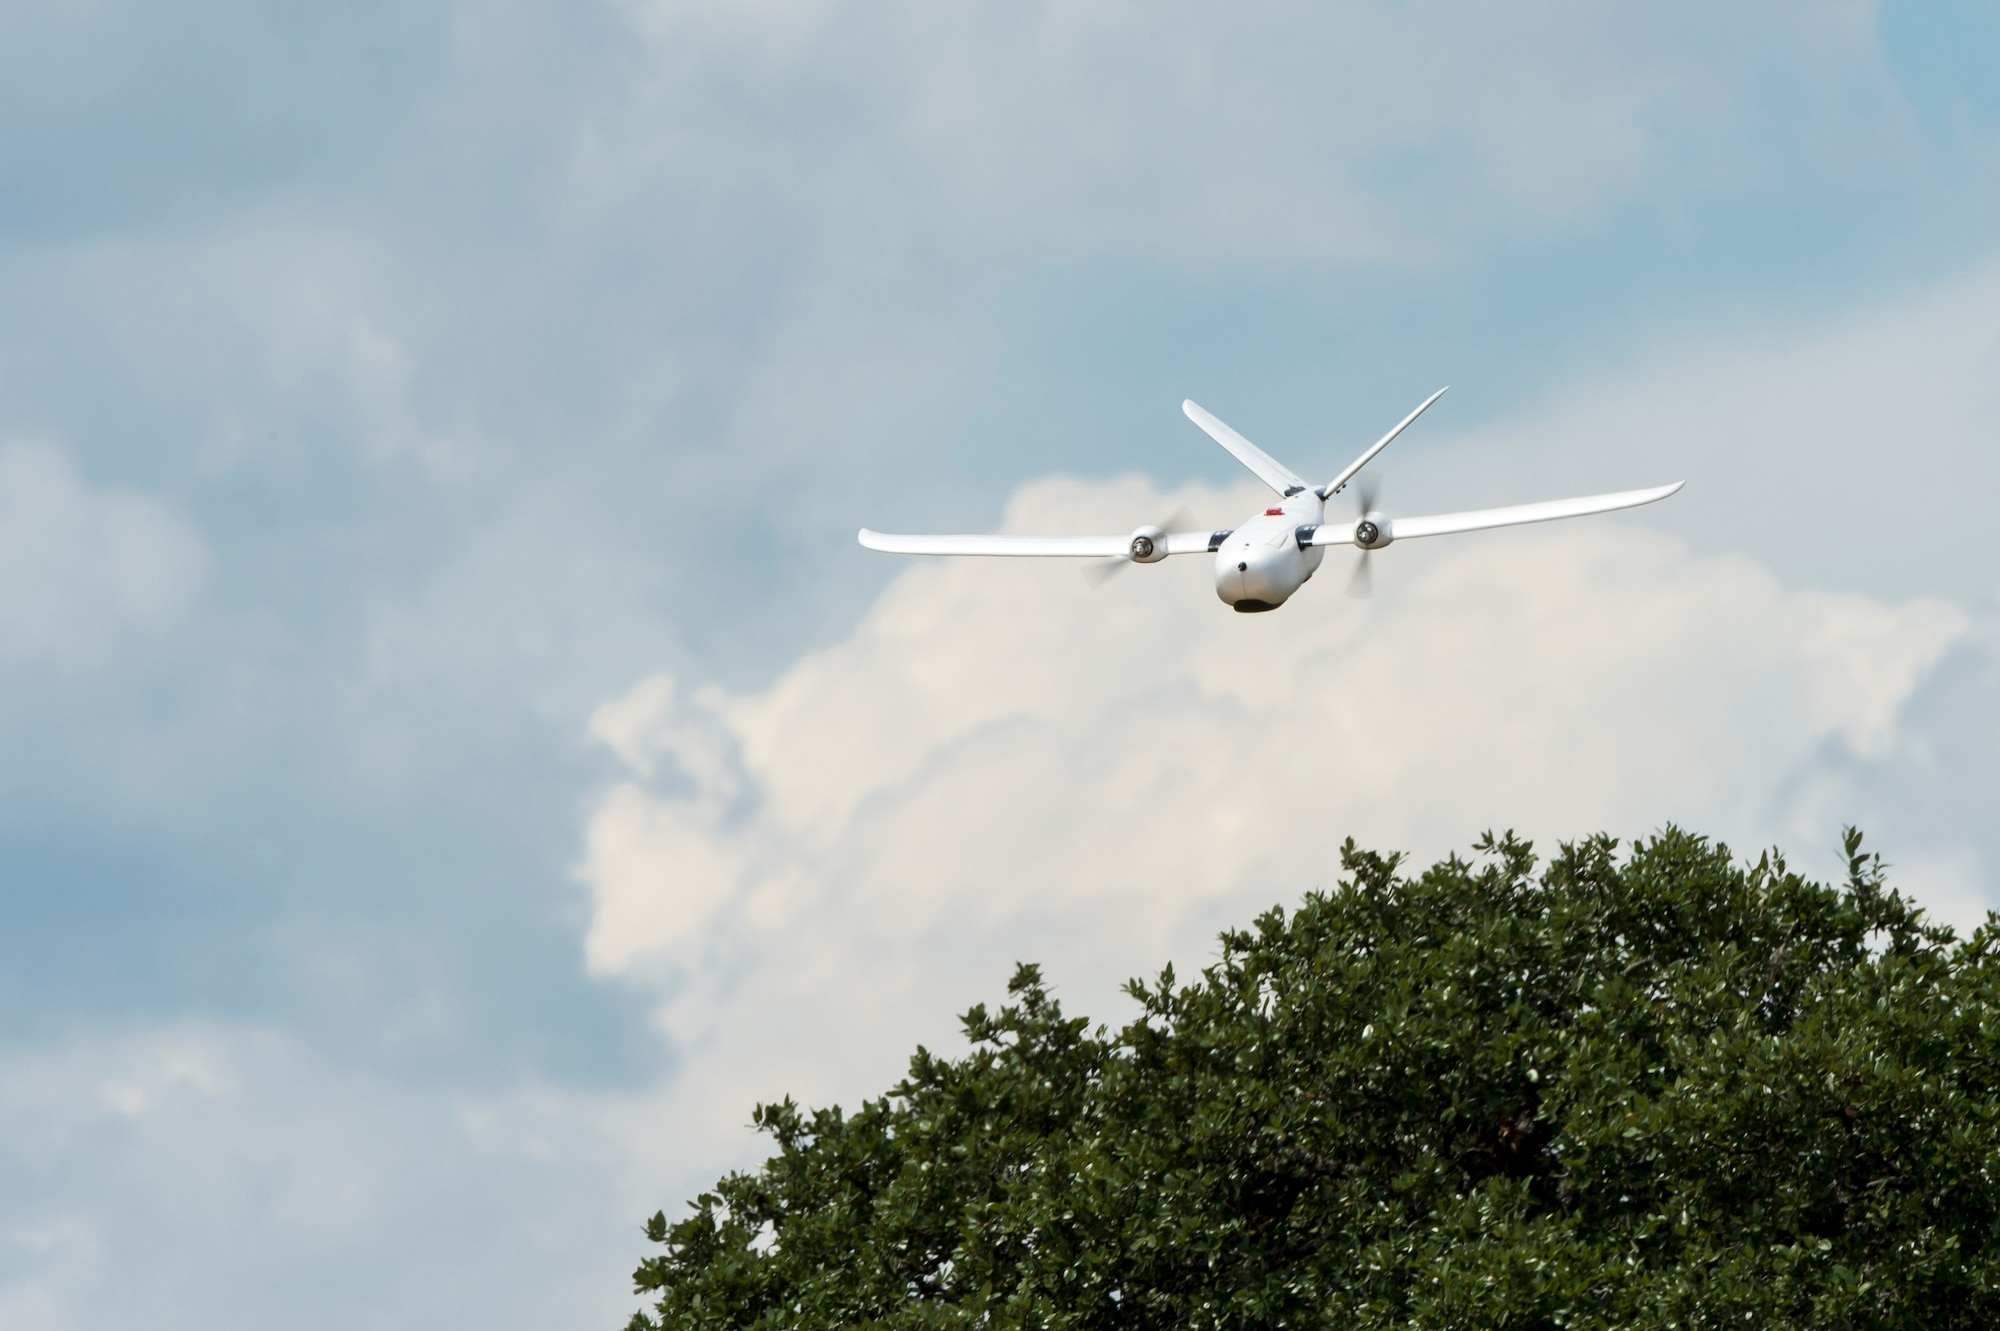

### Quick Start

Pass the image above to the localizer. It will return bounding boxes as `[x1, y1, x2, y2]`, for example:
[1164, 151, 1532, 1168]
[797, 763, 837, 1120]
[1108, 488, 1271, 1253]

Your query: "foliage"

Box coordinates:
[627, 828, 2000, 1329]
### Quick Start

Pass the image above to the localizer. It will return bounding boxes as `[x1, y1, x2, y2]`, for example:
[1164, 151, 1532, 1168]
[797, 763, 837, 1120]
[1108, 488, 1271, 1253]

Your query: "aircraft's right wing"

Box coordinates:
[1182, 400, 1310, 497]
[859, 528, 1223, 558]
[859, 530, 1129, 557]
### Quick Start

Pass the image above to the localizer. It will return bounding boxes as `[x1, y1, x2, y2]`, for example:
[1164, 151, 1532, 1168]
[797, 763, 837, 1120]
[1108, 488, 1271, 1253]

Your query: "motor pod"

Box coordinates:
[1127, 524, 1169, 563]
[1353, 511, 1394, 550]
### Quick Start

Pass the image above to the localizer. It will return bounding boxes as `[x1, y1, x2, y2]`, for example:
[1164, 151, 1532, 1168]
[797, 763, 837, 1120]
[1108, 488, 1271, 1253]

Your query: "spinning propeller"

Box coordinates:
[1345, 478, 1379, 600]
[1084, 509, 1194, 587]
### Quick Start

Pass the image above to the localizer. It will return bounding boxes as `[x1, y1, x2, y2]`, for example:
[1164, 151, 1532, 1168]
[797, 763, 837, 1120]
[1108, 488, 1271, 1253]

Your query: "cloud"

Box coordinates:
[0, 1023, 666, 1331]
[1404, 253, 2000, 606]
[0, 443, 207, 661]
[616, 0, 1909, 266]
[577, 474, 1984, 1137]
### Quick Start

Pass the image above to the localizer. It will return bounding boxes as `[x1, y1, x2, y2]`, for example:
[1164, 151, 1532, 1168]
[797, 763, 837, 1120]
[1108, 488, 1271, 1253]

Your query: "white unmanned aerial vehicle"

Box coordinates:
[859, 390, 1682, 612]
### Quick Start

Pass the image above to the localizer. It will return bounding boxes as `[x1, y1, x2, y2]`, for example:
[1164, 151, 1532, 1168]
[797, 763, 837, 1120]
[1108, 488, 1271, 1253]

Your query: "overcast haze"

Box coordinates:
[2, 2, 1998, 1326]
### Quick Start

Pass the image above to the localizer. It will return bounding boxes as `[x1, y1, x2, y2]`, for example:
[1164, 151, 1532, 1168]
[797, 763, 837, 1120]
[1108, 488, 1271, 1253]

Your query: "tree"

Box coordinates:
[626, 829, 2000, 1329]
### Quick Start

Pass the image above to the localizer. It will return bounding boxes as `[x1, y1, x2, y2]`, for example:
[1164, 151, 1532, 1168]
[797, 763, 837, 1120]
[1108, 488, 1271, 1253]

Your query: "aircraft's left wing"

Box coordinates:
[859, 528, 1222, 557]
[1305, 481, 1683, 546]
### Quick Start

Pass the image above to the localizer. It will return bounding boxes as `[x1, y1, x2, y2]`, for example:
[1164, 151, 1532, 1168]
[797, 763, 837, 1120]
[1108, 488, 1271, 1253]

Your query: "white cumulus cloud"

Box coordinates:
[575, 473, 1979, 1137]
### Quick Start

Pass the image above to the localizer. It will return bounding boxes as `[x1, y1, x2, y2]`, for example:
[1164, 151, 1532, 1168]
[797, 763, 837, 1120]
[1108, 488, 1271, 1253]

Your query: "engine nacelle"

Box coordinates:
[1353, 511, 1393, 550]
[1127, 524, 1169, 563]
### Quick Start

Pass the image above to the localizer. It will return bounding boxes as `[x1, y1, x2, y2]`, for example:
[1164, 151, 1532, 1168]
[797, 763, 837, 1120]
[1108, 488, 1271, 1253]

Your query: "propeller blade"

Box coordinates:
[1346, 551, 1372, 599]
[1082, 555, 1129, 586]
[1344, 480, 1379, 597]
[1084, 508, 1196, 589]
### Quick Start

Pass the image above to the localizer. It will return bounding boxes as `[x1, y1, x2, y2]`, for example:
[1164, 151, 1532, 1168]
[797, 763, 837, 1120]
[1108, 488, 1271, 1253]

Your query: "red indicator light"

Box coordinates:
[1264, 507, 1284, 516]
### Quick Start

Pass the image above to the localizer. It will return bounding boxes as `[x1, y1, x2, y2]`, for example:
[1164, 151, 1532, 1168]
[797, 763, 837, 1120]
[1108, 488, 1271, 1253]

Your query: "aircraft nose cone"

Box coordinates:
[1216, 538, 1300, 610]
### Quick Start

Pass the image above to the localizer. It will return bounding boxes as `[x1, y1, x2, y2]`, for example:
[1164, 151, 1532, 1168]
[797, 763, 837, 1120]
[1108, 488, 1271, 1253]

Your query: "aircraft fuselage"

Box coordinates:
[1213, 490, 1326, 612]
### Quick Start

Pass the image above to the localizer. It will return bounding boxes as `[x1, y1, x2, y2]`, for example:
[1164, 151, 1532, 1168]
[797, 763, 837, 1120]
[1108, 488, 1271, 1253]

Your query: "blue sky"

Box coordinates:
[2, 2, 1998, 1325]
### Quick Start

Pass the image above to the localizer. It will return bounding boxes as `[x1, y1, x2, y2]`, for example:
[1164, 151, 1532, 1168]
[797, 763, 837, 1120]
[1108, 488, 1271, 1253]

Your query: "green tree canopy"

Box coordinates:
[628, 829, 2000, 1329]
